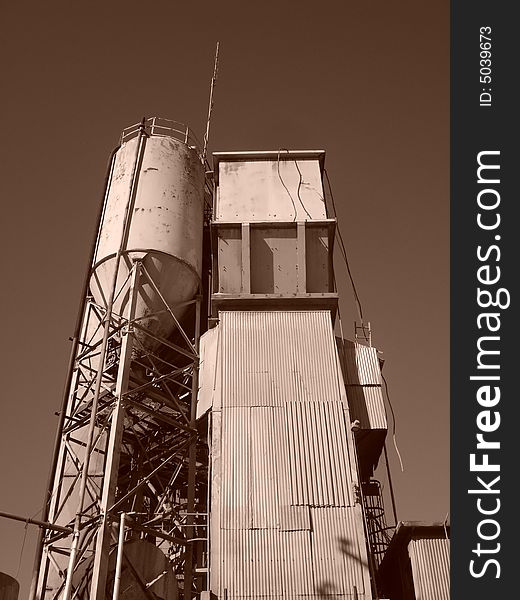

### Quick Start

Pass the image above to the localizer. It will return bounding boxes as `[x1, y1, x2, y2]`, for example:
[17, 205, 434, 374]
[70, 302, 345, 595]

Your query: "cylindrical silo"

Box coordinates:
[90, 123, 205, 348]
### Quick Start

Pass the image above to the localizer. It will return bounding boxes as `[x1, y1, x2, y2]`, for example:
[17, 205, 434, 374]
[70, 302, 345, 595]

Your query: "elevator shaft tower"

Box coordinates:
[200, 151, 388, 600]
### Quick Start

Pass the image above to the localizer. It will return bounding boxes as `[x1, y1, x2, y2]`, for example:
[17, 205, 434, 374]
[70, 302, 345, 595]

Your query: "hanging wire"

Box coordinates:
[442, 512, 451, 568]
[323, 168, 364, 323]
[277, 148, 298, 221]
[292, 158, 313, 219]
[381, 373, 405, 472]
[16, 519, 29, 579]
[202, 42, 220, 162]
[276, 148, 314, 221]
[443, 512, 450, 539]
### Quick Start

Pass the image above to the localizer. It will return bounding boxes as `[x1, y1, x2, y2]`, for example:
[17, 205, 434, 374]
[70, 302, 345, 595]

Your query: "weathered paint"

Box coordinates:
[91, 134, 204, 344]
[214, 153, 327, 222]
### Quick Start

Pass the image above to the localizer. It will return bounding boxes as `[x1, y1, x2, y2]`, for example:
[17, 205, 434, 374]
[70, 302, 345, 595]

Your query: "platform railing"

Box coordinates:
[120, 116, 213, 219]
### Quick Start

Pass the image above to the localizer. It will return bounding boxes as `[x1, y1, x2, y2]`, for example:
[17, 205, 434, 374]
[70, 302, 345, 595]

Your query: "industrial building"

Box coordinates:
[27, 117, 449, 600]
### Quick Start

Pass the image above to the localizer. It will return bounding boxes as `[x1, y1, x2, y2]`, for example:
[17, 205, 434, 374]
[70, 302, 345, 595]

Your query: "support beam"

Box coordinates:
[90, 263, 140, 599]
[241, 223, 250, 293]
[184, 295, 202, 600]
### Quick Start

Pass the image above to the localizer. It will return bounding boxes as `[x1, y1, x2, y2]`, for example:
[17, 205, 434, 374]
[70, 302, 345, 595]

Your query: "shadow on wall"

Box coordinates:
[314, 536, 368, 598]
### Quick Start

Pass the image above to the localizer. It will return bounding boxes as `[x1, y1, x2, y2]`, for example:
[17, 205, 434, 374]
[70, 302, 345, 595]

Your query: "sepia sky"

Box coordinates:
[0, 1, 449, 596]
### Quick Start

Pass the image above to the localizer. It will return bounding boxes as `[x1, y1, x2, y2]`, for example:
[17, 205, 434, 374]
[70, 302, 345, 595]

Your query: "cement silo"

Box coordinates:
[31, 118, 209, 600]
[91, 126, 204, 347]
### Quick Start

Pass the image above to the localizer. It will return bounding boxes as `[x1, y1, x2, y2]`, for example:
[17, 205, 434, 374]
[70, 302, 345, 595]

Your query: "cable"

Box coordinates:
[443, 512, 450, 539]
[323, 168, 365, 323]
[381, 373, 405, 472]
[16, 519, 29, 579]
[442, 512, 451, 571]
[292, 158, 313, 220]
[277, 148, 298, 221]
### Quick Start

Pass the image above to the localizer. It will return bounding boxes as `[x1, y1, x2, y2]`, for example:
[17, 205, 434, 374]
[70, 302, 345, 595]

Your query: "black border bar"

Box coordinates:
[451, 2, 517, 597]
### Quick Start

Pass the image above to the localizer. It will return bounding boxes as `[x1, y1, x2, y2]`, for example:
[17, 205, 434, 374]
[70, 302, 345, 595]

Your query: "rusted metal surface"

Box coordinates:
[209, 311, 372, 599]
[91, 133, 205, 347]
[213, 152, 327, 222]
[408, 537, 450, 600]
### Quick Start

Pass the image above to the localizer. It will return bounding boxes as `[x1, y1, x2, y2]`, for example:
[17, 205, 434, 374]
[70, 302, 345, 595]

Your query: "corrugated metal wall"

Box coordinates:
[208, 311, 372, 599]
[336, 340, 387, 431]
[408, 537, 450, 600]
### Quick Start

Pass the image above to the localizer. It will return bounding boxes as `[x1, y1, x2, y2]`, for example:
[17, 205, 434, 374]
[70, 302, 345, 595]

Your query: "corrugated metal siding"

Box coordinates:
[285, 401, 354, 506]
[345, 386, 387, 430]
[251, 407, 285, 528]
[336, 339, 387, 432]
[279, 505, 310, 531]
[214, 311, 371, 599]
[408, 537, 450, 600]
[281, 530, 314, 595]
[311, 507, 369, 596]
[221, 529, 283, 596]
[220, 518, 371, 598]
[339, 341, 381, 385]
[221, 407, 250, 529]
[220, 311, 343, 407]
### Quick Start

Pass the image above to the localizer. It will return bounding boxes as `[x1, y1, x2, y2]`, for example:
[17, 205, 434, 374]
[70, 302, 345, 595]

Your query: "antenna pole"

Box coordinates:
[202, 42, 220, 162]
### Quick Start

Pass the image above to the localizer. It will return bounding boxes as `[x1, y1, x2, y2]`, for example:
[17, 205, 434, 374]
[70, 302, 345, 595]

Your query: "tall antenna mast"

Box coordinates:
[202, 42, 220, 162]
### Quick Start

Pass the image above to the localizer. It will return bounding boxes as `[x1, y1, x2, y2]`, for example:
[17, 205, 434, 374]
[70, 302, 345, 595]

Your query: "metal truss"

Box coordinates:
[34, 259, 208, 600]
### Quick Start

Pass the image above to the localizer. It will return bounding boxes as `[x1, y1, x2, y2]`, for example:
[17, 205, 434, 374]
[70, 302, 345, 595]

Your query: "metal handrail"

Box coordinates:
[119, 116, 214, 218]
[120, 117, 203, 155]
